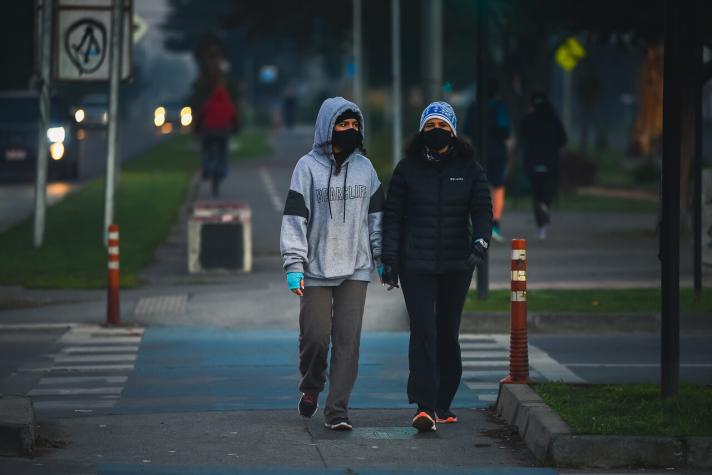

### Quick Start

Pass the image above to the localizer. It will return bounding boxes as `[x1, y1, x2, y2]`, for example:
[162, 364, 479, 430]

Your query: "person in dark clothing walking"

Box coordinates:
[463, 77, 511, 242]
[382, 102, 492, 432]
[519, 92, 567, 240]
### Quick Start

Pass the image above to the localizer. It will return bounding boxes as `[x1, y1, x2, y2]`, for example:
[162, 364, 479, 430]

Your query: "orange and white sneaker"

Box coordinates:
[411, 408, 436, 432]
[435, 409, 458, 424]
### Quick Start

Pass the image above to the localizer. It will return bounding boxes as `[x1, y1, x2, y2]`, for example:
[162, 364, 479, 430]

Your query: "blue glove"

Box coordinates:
[377, 265, 384, 278]
[287, 272, 304, 291]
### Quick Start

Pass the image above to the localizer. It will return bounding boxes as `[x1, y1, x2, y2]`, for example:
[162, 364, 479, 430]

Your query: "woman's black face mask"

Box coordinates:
[422, 127, 453, 150]
[332, 128, 361, 155]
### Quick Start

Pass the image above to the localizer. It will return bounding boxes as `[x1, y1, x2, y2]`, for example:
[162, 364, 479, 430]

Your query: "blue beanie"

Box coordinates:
[419, 101, 457, 136]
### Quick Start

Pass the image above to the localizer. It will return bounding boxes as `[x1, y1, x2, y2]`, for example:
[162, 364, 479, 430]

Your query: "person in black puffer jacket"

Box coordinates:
[382, 101, 492, 432]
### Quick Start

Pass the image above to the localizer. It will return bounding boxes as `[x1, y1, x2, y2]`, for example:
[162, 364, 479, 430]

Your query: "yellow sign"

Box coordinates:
[555, 37, 586, 72]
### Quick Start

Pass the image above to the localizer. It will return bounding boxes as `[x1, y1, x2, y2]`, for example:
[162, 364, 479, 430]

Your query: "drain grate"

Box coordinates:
[134, 294, 188, 315]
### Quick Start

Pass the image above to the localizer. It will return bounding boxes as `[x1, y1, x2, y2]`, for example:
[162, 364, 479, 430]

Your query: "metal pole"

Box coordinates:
[421, 0, 443, 103]
[661, 0, 681, 399]
[693, 40, 703, 298]
[33, 0, 53, 248]
[104, 0, 124, 243]
[391, 0, 402, 169]
[353, 0, 363, 107]
[476, 0, 489, 300]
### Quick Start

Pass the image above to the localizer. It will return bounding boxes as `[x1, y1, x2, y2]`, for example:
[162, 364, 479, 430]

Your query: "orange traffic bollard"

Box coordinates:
[501, 238, 529, 384]
[107, 224, 121, 325]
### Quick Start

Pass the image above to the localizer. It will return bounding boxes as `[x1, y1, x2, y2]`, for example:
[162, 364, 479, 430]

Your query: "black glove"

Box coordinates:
[467, 239, 488, 268]
[382, 264, 399, 288]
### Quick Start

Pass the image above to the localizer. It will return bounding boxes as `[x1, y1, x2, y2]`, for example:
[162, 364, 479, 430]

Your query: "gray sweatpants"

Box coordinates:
[298, 280, 368, 422]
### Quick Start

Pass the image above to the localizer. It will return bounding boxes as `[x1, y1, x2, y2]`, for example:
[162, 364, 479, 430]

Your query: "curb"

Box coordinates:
[495, 384, 712, 469]
[462, 312, 712, 334]
[0, 396, 36, 456]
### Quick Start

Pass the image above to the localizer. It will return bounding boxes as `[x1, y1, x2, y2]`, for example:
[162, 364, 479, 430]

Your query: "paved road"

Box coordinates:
[1, 325, 710, 474]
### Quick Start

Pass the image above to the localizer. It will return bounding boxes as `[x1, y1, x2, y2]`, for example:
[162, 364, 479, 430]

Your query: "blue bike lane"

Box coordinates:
[87, 327, 556, 474]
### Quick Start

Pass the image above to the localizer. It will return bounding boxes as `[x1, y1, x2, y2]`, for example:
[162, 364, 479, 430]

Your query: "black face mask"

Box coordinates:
[331, 128, 360, 156]
[423, 128, 452, 151]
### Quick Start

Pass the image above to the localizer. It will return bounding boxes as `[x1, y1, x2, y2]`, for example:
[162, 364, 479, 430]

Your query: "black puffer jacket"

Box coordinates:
[382, 143, 492, 274]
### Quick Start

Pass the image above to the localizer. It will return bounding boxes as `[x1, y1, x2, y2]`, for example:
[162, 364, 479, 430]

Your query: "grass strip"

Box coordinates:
[0, 137, 193, 288]
[464, 288, 711, 314]
[0, 129, 271, 289]
[231, 128, 272, 161]
[533, 382, 712, 436]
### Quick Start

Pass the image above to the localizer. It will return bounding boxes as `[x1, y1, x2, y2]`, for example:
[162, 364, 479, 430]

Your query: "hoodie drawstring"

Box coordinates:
[342, 163, 349, 223]
[326, 162, 333, 220]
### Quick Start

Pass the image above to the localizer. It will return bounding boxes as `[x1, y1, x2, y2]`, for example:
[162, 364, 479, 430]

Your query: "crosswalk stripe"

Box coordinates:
[459, 343, 505, 350]
[61, 346, 139, 353]
[461, 350, 509, 358]
[24, 324, 144, 416]
[59, 337, 142, 345]
[32, 400, 117, 410]
[461, 360, 509, 368]
[48, 364, 135, 372]
[38, 376, 129, 385]
[464, 382, 499, 390]
[462, 370, 508, 378]
[53, 354, 137, 363]
[29, 387, 124, 396]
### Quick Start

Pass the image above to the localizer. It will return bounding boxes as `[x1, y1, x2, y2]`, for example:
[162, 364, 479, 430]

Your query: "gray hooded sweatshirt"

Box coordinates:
[280, 97, 384, 286]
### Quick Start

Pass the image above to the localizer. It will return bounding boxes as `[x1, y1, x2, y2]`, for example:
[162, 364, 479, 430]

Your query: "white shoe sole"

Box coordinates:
[324, 421, 353, 431]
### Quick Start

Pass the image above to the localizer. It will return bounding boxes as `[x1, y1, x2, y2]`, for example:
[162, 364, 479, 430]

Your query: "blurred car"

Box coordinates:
[153, 101, 193, 135]
[71, 93, 108, 129]
[0, 91, 80, 181]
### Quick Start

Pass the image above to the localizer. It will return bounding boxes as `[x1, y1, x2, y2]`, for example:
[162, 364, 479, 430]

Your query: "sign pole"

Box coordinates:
[475, 0, 489, 300]
[661, 0, 682, 399]
[352, 0, 363, 107]
[103, 0, 123, 244]
[33, 0, 54, 248]
[391, 0, 402, 169]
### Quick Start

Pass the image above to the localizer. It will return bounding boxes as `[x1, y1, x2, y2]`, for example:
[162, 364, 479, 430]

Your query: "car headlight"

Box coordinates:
[49, 142, 65, 160]
[154, 106, 166, 127]
[74, 109, 85, 123]
[47, 126, 66, 143]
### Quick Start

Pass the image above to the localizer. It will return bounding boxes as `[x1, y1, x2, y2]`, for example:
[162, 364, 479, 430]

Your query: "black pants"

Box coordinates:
[530, 171, 556, 227]
[400, 270, 473, 411]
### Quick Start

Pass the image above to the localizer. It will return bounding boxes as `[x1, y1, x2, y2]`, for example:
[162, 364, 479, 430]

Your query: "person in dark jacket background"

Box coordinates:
[519, 92, 567, 240]
[382, 101, 492, 432]
[463, 77, 511, 242]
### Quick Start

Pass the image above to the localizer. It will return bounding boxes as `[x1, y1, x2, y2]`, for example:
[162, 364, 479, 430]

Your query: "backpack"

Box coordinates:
[201, 85, 236, 131]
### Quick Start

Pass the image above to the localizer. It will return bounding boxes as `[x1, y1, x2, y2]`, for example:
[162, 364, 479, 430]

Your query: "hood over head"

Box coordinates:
[312, 97, 365, 154]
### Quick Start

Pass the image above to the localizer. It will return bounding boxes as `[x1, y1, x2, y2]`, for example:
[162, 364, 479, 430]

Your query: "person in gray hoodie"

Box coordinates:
[280, 97, 384, 431]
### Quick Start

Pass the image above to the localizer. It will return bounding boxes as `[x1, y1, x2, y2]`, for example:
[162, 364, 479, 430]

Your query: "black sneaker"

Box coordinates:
[411, 408, 436, 432]
[298, 392, 318, 418]
[324, 417, 353, 431]
[435, 409, 458, 424]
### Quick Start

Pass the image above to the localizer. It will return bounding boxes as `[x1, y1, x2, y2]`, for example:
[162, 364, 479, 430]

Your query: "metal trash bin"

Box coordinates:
[188, 201, 252, 273]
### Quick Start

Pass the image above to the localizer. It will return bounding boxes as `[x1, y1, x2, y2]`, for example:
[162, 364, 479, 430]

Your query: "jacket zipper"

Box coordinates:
[436, 165, 443, 272]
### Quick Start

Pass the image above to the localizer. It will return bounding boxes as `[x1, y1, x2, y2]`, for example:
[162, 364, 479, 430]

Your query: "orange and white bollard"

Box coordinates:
[107, 224, 121, 325]
[501, 238, 529, 384]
